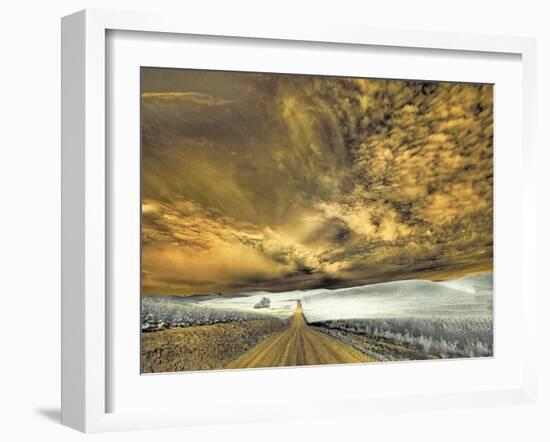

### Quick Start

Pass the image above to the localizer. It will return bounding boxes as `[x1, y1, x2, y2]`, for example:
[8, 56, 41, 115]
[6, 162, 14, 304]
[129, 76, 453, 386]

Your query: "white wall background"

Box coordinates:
[0, 1, 548, 441]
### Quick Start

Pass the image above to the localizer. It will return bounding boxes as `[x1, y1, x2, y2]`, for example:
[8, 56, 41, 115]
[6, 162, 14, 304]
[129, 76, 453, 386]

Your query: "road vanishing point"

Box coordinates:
[226, 301, 376, 369]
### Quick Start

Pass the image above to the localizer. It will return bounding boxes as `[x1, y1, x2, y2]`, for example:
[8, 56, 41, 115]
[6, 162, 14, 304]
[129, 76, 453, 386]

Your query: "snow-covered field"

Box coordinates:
[298, 273, 493, 359]
[301, 273, 493, 322]
[175, 272, 493, 321]
[185, 289, 325, 318]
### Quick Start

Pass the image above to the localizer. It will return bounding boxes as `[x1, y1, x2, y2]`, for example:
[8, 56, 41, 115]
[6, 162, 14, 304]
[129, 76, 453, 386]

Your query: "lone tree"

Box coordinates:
[254, 297, 271, 309]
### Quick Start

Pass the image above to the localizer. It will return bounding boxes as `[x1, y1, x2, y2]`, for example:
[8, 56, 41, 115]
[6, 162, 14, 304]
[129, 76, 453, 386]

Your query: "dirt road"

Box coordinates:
[225, 302, 376, 369]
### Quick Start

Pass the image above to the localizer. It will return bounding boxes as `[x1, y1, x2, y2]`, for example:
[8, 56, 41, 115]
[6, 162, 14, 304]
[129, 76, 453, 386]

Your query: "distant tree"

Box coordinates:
[254, 297, 271, 309]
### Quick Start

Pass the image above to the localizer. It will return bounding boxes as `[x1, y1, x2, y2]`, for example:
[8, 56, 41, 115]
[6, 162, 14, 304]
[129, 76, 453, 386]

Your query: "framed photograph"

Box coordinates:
[61, 9, 537, 432]
[139, 67, 495, 374]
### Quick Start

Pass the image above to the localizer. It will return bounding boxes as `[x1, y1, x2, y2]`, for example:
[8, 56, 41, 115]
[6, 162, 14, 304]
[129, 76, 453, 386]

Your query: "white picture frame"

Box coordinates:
[61, 9, 537, 433]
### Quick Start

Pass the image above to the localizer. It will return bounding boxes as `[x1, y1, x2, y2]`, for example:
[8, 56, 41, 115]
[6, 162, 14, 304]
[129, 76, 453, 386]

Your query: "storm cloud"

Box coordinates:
[141, 68, 493, 295]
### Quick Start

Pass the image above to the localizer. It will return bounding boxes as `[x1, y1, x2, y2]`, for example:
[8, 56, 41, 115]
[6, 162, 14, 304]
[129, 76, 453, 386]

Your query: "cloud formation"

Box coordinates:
[141, 68, 493, 295]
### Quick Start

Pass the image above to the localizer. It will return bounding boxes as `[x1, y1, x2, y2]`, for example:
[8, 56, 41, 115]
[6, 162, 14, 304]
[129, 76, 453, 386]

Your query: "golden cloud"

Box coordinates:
[141, 68, 493, 295]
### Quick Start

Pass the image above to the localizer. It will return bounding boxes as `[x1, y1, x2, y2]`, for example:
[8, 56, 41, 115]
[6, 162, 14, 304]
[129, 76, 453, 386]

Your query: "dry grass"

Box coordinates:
[141, 319, 287, 373]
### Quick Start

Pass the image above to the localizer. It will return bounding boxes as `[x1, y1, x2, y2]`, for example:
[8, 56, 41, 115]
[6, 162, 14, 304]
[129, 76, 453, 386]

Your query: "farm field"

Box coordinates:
[310, 316, 492, 360]
[141, 272, 493, 371]
[141, 318, 287, 373]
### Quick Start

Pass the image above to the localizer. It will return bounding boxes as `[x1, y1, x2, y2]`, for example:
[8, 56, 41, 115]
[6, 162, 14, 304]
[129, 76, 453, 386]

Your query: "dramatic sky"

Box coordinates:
[141, 68, 493, 295]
